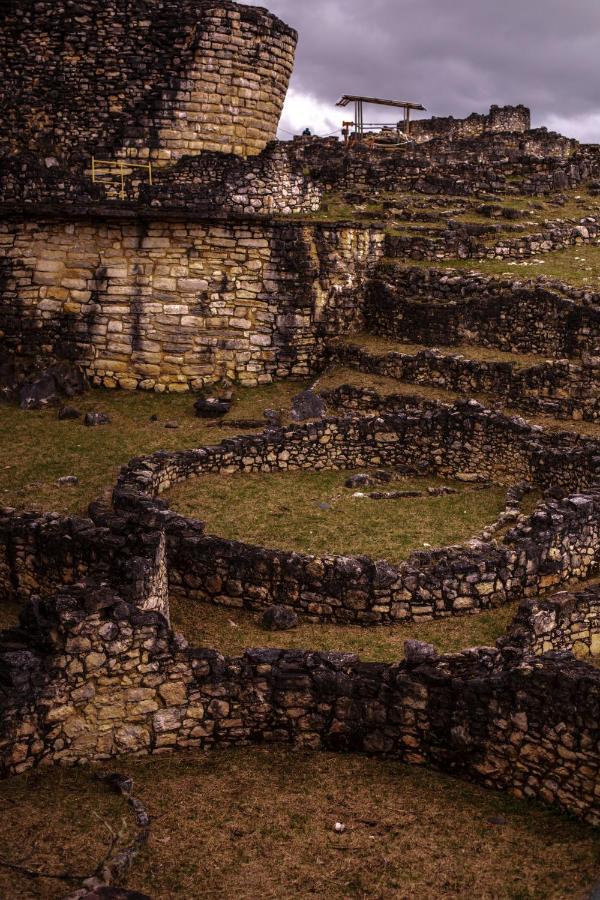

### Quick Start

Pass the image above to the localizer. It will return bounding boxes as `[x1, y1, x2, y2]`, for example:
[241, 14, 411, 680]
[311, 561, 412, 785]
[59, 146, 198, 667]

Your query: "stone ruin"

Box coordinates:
[1, 0, 600, 872]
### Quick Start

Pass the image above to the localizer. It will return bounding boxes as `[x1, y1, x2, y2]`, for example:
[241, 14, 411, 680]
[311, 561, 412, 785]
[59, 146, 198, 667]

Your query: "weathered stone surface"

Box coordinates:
[84, 412, 111, 426]
[261, 605, 299, 631]
[291, 389, 325, 422]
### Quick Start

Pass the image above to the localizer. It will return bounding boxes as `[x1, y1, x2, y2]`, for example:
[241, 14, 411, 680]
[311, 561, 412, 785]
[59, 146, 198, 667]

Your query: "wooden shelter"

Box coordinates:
[336, 95, 426, 142]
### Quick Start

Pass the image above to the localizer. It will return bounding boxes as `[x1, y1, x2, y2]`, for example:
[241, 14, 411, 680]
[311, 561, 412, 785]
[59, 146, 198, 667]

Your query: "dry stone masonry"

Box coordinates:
[112, 402, 600, 624]
[2, 0, 600, 845]
[0, 0, 297, 162]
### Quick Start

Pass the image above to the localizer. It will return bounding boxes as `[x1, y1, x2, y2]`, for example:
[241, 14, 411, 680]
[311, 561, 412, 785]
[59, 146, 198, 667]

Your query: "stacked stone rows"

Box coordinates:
[0, 218, 384, 390]
[2, 578, 600, 827]
[0, 0, 297, 163]
[367, 267, 600, 357]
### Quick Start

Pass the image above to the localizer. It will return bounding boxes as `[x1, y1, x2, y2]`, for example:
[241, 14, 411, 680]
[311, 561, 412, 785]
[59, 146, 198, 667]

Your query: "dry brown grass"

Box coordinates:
[337, 333, 550, 368]
[3, 749, 597, 900]
[0, 767, 132, 899]
[166, 470, 507, 564]
[0, 380, 308, 515]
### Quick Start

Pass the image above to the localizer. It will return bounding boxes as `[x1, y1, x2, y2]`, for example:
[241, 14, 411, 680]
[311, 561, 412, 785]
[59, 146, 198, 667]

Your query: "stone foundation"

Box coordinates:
[112, 404, 600, 624]
[0, 217, 383, 389]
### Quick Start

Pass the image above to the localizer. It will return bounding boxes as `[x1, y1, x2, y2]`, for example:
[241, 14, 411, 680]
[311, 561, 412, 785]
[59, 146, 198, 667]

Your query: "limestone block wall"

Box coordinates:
[366, 268, 600, 358]
[0, 218, 384, 389]
[2, 579, 600, 827]
[0, 0, 297, 163]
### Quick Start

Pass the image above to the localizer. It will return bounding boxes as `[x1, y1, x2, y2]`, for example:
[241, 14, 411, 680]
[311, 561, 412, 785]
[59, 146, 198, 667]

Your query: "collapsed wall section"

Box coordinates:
[0, 218, 383, 389]
[405, 105, 531, 143]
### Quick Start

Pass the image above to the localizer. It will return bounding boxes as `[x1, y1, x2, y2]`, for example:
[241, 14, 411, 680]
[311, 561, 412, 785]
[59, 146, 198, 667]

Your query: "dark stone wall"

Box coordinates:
[331, 342, 600, 422]
[366, 268, 600, 358]
[0, 0, 297, 163]
[2, 577, 600, 827]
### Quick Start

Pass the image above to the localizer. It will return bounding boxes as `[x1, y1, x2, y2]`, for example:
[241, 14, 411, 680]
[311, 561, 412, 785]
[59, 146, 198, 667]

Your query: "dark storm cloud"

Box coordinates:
[243, 0, 600, 139]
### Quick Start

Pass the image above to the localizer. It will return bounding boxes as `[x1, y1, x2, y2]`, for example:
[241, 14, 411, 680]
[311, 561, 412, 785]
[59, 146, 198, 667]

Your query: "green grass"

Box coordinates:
[171, 595, 517, 660]
[166, 469, 507, 563]
[0, 379, 308, 515]
[381, 241, 600, 286]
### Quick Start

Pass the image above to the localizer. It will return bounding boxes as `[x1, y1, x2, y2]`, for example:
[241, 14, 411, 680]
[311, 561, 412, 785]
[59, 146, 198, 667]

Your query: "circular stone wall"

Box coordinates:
[0, 0, 297, 162]
[115, 402, 600, 624]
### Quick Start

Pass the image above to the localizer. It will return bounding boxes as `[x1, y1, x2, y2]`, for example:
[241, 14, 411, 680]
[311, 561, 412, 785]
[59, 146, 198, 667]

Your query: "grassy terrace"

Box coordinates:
[336, 332, 550, 368]
[1, 749, 599, 899]
[171, 595, 517, 660]
[0, 380, 308, 515]
[166, 470, 507, 563]
[0, 368, 598, 519]
[382, 241, 600, 286]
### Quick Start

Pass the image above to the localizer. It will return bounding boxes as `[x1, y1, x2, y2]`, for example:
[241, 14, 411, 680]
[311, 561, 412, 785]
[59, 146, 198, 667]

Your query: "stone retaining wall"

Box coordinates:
[0, 217, 383, 389]
[366, 268, 600, 358]
[331, 342, 600, 422]
[500, 584, 600, 659]
[385, 217, 600, 262]
[0, 505, 168, 614]
[2, 578, 600, 827]
[0, 0, 297, 162]
[113, 405, 600, 623]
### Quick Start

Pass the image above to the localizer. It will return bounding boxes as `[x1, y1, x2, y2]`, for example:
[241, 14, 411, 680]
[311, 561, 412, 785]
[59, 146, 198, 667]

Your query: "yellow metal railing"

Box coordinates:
[91, 157, 153, 200]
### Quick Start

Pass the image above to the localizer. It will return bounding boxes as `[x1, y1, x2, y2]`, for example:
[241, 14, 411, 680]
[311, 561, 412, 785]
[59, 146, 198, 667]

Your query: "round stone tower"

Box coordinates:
[0, 0, 297, 162]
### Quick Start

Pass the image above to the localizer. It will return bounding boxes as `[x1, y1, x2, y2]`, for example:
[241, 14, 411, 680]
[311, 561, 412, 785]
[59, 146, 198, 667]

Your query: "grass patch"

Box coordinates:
[0, 380, 308, 515]
[166, 469, 507, 563]
[382, 241, 600, 286]
[4, 749, 599, 899]
[0, 767, 132, 899]
[171, 595, 516, 660]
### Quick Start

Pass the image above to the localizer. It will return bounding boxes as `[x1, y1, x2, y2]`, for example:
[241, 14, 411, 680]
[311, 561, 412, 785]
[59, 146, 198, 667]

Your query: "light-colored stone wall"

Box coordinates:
[0, 218, 384, 390]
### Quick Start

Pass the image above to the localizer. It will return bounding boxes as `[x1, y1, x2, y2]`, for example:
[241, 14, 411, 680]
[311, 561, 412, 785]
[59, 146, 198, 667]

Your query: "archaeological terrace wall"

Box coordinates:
[366, 268, 600, 358]
[0, 0, 297, 163]
[0, 217, 383, 389]
[405, 105, 531, 143]
[332, 343, 600, 422]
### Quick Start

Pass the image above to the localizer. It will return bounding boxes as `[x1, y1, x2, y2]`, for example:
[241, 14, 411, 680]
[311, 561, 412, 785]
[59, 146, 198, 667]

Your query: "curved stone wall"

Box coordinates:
[0, 217, 383, 390]
[114, 404, 600, 623]
[0, 0, 297, 163]
[2, 577, 600, 827]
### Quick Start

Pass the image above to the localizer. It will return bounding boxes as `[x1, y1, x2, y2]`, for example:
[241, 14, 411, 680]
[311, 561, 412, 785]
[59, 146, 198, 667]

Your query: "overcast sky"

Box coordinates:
[243, 0, 600, 143]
